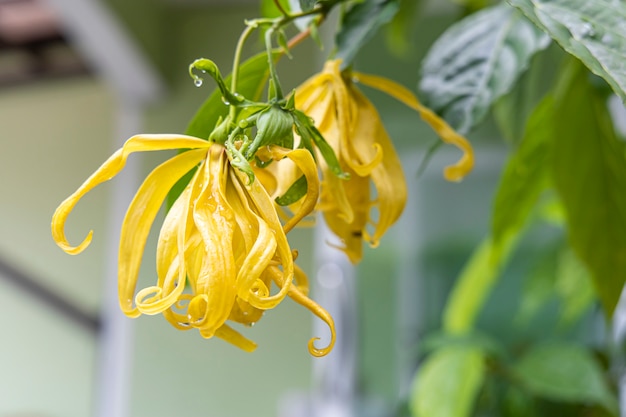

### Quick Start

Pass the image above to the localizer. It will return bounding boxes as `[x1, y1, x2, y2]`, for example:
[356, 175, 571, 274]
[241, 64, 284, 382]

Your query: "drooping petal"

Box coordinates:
[190, 145, 238, 336]
[348, 87, 407, 248]
[117, 148, 207, 317]
[353, 72, 474, 181]
[262, 146, 320, 234]
[267, 265, 335, 357]
[231, 167, 293, 310]
[51, 134, 212, 254]
[212, 323, 257, 352]
[322, 166, 371, 263]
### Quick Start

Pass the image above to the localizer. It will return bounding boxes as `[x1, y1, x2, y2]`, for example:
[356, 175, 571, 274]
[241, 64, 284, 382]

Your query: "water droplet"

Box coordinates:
[602, 33, 616, 47]
[221, 97, 230, 106]
[194, 78, 203, 87]
[580, 22, 596, 39]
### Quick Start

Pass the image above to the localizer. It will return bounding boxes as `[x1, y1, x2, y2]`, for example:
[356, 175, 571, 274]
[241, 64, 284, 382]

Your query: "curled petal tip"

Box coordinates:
[54, 230, 94, 255]
[307, 336, 335, 358]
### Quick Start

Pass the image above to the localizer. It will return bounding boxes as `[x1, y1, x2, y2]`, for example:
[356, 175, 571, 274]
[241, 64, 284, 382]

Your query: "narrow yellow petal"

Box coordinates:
[353, 72, 474, 181]
[51, 134, 211, 254]
[117, 148, 207, 317]
[349, 87, 407, 248]
[212, 323, 257, 352]
[268, 147, 320, 234]
[231, 168, 293, 310]
[268, 266, 335, 357]
[190, 145, 237, 336]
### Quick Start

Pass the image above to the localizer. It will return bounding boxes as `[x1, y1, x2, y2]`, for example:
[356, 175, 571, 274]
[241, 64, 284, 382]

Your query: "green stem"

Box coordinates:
[265, 27, 283, 100]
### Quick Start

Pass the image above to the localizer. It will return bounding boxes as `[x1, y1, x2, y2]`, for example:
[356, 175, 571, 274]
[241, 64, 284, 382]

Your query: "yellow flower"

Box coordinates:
[52, 135, 335, 356]
[295, 60, 474, 263]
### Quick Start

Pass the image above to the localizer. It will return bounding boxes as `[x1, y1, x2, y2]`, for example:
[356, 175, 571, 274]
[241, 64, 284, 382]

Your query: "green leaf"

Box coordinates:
[492, 96, 552, 251]
[492, 45, 559, 144]
[261, 0, 291, 17]
[554, 248, 595, 327]
[513, 343, 617, 413]
[550, 63, 626, 316]
[410, 346, 485, 417]
[443, 237, 514, 334]
[167, 51, 278, 208]
[335, 0, 400, 68]
[507, 0, 626, 101]
[384, 0, 422, 57]
[515, 251, 558, 326]
[418, 3, 550, 134]
[275, 175, 307, 206]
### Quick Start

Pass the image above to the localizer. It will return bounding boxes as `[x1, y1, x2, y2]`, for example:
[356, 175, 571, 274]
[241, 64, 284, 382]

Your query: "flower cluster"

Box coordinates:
[51, 56, 472, 356]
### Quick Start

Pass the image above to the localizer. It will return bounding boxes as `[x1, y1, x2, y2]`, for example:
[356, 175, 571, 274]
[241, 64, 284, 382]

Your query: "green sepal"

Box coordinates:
[244, 104, 295, 159]
[226, 140, 255, 184]
[275, 174, 307, 206]
[277, 29, 292, 58]
[293, 110, 348, 179]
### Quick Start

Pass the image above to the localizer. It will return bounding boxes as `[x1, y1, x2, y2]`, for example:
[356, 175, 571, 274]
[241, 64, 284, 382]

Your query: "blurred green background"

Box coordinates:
[0, 1, 536, 416]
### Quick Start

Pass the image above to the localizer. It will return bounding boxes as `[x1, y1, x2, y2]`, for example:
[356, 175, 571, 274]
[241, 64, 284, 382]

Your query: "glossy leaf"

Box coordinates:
[335, 0, 400, 68]
[410, 346, 485, 417]
[551, 64, 626, 316]
[419, 3, 550, 134]
[507, 0, 626, 101]
[492, 96, 552, 251]
[513, 343, 617, 413]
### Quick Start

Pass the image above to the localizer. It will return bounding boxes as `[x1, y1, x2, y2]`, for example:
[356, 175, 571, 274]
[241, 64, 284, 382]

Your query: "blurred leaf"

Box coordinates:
[420, 331, 506, 359]
[492, 45, 558, 143]
[551, 63, 626, 316]
[299, 0, 316, 12]
[513, 343, 618, 414]
[507, 0, 626, 101]
[515, 251, 558, 326]
[384, 0, 422, 57]
[492, 96, 552, 251]
[410, 346, 485, 417]
[443, 238, 514, 334]
[418, 3, 550, 134]
[503, 385, 536, 417]
[167, 51, 278, 208]
[336, 0, 400, 68]
[261, 0, 291, 17]
[555, 249, 595, 326]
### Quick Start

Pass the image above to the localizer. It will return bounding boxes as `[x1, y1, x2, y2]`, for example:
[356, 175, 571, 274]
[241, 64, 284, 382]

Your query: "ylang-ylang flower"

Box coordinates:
[52, 135, 335, 356]
[295, 59, 474, 263]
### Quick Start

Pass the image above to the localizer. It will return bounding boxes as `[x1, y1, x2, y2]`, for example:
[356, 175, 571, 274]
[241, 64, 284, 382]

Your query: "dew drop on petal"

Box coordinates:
[194, 78, 203, 87]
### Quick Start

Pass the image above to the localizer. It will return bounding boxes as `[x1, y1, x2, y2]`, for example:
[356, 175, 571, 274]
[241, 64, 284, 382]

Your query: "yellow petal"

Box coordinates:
[231, 167, 293, 310]
[267, 266, 335, 357]
[51, 134, 211, 254]
[267, 147, 320, 234]
[211, 323, 257, 352]
[117, 148, 207, 317]
[322, 167, 370, 264]
[189, 145, 237, 336]
[353, 72, 474, 181]
[349, 87, 407, 247]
